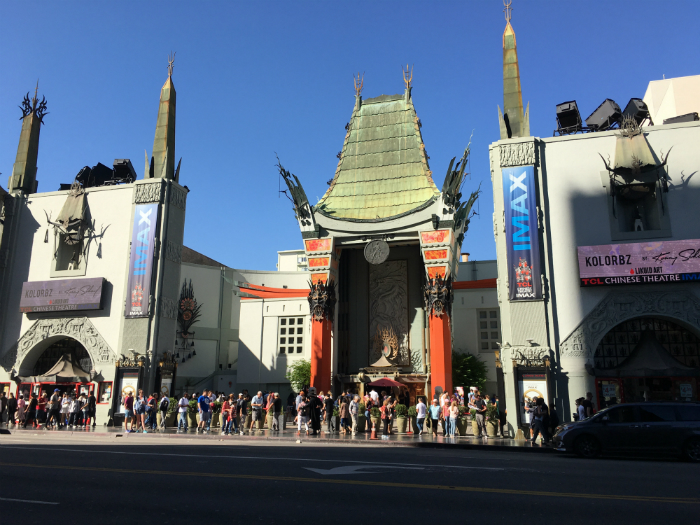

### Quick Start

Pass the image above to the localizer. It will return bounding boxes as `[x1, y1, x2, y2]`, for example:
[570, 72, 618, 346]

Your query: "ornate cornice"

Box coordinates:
[0, 317, 116, 373]
[134, 181, 164, 204]
[559, 290, 700, 359]
[499, 142, 536, 167]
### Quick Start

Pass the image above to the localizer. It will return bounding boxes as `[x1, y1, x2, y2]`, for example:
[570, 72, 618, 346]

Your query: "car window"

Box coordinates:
[639, 405, 676, 422]
[606, 406, 637, 423]
[677, 406, 700, 422]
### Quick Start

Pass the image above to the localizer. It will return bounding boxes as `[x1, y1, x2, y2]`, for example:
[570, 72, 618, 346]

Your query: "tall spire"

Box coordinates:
[9, 81, 47, 194]
[148, 52, 177, 181]
[498, 1, 529, 139]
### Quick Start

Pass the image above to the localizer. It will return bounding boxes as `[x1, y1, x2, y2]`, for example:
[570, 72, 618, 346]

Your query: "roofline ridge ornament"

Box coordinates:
[504, 0, 512, 23]
[402, 63, 413, 91]
[19, 79, 48, 124]
[353, 72, 364, 98]
[167, 51, 176, 78]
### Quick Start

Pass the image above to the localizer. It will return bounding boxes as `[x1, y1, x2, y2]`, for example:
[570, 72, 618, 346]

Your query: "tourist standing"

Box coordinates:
[123, 391, 134, 433]
[350, 395, 359, 435]
[159, 394, 170, 430]
[448, 401, 459, 437]
[145, 393, 156, 430]
[7, 393, 18, 426]
[339, 395, 350, 434]
[60, 393, 70, 427]
[323, 392, 334, 433]
[23, 393, 38, 428]
[236, 393, 246, 435]
[86, 390, 97, 427]
[582, 392, 594, 418]
[36, 393, 48, 429]
[134, 390, 147, 433]
[177, 392, 189, 432]
[221, 394, 232, 435]
[272, 393, 282, 431]
[297, 395, 308, 434]
[474, 393, 488, 440]
[197, 391, 211, 434]
[416, 397, 426, 435]
[249, 391, 263, 433]
[364, 397, 373, 433]
[0, 392, 7, 426]
[428, 399, 440, 437]
[307, 387, 322, 436]
[532, 397, 550, 445]
[380, 399, 392, 437]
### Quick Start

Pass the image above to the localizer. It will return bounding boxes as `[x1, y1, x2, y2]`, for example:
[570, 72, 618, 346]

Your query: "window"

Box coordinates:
[639, 405, 676, 422]
[677, 406, 700, 422]
[478, 309, 501, 351]
[98, 381, 113, 404]
[278, 317, 305, 355]
[606, 406, 637, 423]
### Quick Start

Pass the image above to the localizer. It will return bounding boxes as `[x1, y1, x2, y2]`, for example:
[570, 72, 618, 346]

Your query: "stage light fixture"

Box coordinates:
[622, 98, 649, 125]
[555, 100, 582, 135]
[586, 99, 622, 131]
[663, 112, 699, 125]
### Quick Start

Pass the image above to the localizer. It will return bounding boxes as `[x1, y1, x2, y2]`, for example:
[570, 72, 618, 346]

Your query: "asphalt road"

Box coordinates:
[0, 433, 698, 525]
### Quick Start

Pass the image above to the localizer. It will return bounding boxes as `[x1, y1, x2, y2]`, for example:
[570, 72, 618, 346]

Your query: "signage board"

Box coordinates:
[117, 372, 139, 414]
[601, 384, 617, 398]
[518, 373, 548, 424]
[502, 166, 542, 300]
[578, 239, 700, 287]
[125, 203, 159, 317]
[19, 278, 104, 313]
[680, 383, 693, 399]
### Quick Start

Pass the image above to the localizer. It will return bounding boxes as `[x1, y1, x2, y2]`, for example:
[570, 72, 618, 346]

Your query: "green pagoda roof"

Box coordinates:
[315, 92, 439, 222]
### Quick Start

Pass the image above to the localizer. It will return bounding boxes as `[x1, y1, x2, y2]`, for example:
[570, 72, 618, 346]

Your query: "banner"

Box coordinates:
[578, 239, 700, 287]
[518, 373, 548, 424]
[19, 277, 104, 313]
[117, 372, 139, 413]
[124, 203, 158, 318]
[502, 166, 542, 300]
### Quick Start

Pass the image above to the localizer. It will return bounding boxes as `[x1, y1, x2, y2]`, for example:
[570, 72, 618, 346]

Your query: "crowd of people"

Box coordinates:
[0, 389, 97, 429]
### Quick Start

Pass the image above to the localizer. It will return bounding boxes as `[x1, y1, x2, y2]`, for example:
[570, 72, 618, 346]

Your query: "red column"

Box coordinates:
[429, 313, 453, 396]
[310, 318, 332, 393]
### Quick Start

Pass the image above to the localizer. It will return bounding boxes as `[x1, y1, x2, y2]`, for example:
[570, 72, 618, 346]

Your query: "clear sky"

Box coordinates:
[2, 1, 699, 271]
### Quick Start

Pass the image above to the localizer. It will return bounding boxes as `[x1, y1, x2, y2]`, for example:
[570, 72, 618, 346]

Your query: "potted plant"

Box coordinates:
[211, 401, 222, 428]
[470, 408, 479, 436]
[258, 407, 267, 429]
[395, 403, 408, 433]
[370, 407, 381, 431]
[165, 397, 178, 427]
[486, 404, 499, 437]
[357, 402, 366, 432]
[457, 405, 469, 436]
[407, 405, 417, 433]
[187, 398, 198, 428]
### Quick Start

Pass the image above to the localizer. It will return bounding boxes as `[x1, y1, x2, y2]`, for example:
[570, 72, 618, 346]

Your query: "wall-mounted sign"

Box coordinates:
[19, 277, 104, 313]
[518, 373, 548, 425]
[578, 239, 700, 287]
[125, 203, 159, 318]
[502, 166, 542, 300]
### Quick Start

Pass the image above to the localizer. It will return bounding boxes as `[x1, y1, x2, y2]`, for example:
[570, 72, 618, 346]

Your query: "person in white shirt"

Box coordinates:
[370, 389, 379, 405]
[177, 393, 189, 432]
[415, 398, 427, 435]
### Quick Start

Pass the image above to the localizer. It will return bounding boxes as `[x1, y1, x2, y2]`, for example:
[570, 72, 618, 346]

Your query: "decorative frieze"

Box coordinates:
[0, 317, 116, 372]
[169, 186, 187, 211]
[134, 182, 163, 204]
[499, 142, 536, 167]
[165, 241, 182, 263]
[160, 296, 178, 320]
[559, 290, 700, 359]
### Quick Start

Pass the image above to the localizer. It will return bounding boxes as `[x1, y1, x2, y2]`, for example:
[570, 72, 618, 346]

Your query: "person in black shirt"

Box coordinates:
[23, 393, 38, 428]
[272, 393, 282, 431]
[7, 393, 17, 426]
[474, 394, 488, 439]
[323, 393, 334, 433]
[581, 392, 594, 418]
[307, 387, 323, 435]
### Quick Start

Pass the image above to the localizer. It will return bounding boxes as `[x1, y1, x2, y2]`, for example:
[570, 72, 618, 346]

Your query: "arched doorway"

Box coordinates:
[594, 317, 700, 407]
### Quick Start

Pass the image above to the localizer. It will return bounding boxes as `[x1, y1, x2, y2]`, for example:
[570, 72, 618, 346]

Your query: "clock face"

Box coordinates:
[364, 240, 390, 265]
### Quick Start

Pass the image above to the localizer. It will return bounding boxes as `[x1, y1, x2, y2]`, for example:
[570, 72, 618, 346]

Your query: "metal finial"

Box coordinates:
[402, 64, 413, 91]
[353, 72, 364, 97]
[32, 79, 39, 110]
[504, 0, 512, 23]
[168, 51, 176, 77]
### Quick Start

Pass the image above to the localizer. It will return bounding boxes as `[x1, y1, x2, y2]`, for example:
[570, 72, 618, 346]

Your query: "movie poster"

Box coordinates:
[502, 166, 542, 300]
[124, 203, 159, 317]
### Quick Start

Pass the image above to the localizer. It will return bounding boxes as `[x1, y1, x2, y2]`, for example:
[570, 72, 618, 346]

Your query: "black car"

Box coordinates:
[552, 402, 700, 461]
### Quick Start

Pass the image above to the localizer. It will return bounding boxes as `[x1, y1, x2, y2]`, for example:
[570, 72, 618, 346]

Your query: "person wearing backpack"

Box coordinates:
[159, 394, 170, 430]
[145, 393, 157, 430]
[531, 397, 550, 445]
[134, 390, 147, 433]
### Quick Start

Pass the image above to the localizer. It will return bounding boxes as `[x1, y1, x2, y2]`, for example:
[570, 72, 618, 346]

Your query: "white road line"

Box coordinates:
[0, 445, 507, 471]
[0, 497, 58, 505]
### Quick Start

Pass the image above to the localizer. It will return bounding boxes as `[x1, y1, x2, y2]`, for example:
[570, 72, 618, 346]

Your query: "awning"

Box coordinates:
[367, 377, 408, 389]
[23, 353, 91, 383]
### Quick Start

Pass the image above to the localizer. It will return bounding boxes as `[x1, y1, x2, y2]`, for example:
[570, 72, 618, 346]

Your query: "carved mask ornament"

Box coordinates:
[308, 279, 336, 322]
[424, 276, 453, 318]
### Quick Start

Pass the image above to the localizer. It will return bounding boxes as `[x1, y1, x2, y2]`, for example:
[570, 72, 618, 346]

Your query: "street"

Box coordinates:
[0, 433, 698, 524]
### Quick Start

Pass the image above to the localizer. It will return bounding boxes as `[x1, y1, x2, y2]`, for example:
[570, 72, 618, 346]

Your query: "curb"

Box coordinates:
[2, 428, 554, 453]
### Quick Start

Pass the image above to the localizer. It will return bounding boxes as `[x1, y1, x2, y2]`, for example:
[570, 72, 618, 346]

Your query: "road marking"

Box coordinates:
[304, 465, 424, 475]
[0, 445, 506, 471]
[0, 461, 696, 504]
[0, 497, 58, 505]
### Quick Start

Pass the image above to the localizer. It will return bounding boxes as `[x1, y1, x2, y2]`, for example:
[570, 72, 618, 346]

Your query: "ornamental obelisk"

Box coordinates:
[498, 1, 530, 139]
[9, 82, 48, 194]
[148, 52, 177, 181]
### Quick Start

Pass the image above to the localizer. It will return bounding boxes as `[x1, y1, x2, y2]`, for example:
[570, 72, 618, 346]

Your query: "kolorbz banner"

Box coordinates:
[502, 165, 542, 300]
[124, 203, 158, 317]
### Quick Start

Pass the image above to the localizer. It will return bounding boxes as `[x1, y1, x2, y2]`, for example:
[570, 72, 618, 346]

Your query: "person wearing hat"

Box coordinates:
[46, 389, 62, 429]
[306, 387, 323, 436]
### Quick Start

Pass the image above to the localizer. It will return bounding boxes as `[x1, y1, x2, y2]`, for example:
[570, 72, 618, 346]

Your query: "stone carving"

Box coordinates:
[134, 182, 163, 204]
[409, 348, 423, 372]
[423, 276, 453, 318]
[369, 260, 409, 365]
[512, 347, 550, 367]
[0, 317, 116, 373]
[559, 290, 700, 359]
[165, 241, 182, 263]
[160, 296, 177, 320]
[307, 279, 336, 322]
[170, 186, 187, 211]
[364, 240, 390, 265]
[499, 142, 535, 167]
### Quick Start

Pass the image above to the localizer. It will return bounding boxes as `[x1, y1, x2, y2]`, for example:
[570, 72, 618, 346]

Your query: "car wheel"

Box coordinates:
[574, 434, 601, 458]
[682, 438, 700, 463]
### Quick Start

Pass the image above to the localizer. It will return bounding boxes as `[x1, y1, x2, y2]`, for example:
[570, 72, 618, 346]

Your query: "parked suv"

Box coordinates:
[552, 402, 700, 461]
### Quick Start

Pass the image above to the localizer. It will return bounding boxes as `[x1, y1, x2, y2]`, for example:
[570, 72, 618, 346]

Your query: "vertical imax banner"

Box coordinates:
[503, 166, 542, 300]
[124, 203, 158, 317]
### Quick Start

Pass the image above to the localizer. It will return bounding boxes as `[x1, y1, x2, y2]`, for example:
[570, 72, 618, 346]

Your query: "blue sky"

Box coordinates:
[2, 1, 699, 270]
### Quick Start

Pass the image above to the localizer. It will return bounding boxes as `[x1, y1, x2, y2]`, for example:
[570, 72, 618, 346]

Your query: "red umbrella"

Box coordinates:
[367, 377, 408, 389]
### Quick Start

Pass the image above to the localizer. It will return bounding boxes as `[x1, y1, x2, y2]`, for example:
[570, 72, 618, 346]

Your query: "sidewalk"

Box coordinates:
[1, 424, 554, 453]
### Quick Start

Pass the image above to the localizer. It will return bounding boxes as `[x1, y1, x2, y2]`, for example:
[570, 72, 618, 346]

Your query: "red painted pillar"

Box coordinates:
[429, 313, 453, 396]
[310, 318, 332, 393]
